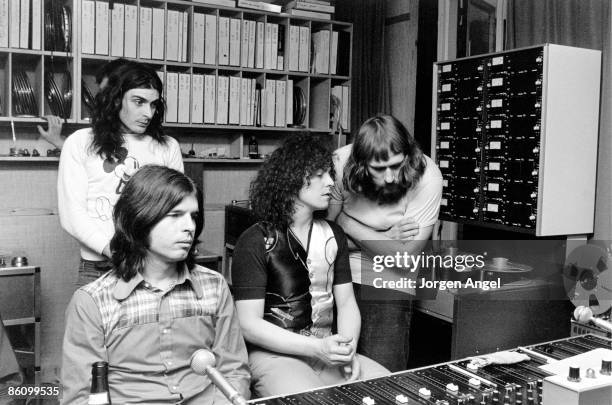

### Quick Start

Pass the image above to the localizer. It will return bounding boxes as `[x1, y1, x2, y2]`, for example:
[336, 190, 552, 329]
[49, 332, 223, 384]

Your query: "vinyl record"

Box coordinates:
[292, 87, 306, 126]
[61, 6, 72, 52]
[563, 244, 612, 315]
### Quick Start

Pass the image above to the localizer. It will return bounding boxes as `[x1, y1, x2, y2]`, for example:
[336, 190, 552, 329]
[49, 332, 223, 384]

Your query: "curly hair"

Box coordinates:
[91, 62, 166, 160]
[249, 133, 334, 230]
[110, 165, 203, 281]
[343, 114, 426, 194]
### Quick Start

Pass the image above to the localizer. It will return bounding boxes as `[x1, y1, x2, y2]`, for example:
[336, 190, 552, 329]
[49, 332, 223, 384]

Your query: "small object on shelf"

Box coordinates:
[47, 148, 61, 157]
[9, 148, 30, 157]
[32, 149, 40, 157]
[11, 256, 28, 267]
[248, 136, 259, 159]
[188, 143, 196, 157]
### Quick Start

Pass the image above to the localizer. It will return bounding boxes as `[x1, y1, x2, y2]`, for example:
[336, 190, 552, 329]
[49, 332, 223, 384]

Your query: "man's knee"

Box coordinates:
[249, 351, 323, 398]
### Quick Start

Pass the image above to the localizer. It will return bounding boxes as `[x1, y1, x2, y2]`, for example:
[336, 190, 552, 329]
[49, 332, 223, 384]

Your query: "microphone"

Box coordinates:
[190, 349, 248, 405]
[574, 306, 612, 332]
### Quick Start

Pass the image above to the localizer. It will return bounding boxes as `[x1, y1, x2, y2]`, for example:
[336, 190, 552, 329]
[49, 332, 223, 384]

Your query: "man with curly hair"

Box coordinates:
[58, 61, 183, 286]
[231, 134, 388, 398]
[327, 115, 443, 372]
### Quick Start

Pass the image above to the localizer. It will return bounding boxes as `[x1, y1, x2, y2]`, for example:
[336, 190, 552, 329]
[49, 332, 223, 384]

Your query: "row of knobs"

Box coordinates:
[568, 359, 612, 381]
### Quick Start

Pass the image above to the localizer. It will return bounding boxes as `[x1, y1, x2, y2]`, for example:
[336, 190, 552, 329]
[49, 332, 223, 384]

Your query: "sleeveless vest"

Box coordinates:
[257, 220, 338, 337]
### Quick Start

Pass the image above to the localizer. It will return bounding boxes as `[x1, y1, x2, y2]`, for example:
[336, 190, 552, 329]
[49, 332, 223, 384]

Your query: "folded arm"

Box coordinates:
[336, 211, 433, 260]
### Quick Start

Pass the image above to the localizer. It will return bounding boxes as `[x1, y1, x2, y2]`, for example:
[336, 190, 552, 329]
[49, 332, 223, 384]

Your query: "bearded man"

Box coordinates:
[328, 114, 443, 372]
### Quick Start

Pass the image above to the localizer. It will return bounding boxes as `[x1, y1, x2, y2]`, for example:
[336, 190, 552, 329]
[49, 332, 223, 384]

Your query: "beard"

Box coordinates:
[359, 175, 409, 205]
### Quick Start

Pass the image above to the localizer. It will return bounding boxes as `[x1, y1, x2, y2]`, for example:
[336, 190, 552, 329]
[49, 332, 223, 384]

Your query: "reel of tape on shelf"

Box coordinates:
[563, 244, 612, 316]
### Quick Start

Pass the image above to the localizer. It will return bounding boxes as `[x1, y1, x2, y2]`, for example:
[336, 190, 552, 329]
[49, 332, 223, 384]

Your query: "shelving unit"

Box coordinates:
[0, 0, 353, 158]
[0, 265, 41, 383]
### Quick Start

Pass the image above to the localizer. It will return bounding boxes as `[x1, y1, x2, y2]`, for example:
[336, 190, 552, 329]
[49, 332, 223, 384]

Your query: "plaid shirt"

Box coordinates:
[61, 265, 250, 404]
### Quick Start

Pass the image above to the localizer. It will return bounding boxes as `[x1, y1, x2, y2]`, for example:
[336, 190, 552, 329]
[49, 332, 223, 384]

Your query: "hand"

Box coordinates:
[314, 334, 355, 366]
[37, 115, 65, 149]
[342, 355, 361, 381]
[384, 217, 419, 241]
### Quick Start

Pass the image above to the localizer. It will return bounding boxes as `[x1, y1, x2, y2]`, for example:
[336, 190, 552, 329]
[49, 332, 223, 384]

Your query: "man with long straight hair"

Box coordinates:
[58, 61, 183, 286]
[61, 165, 249, 404]
[328, 114, 443, 372]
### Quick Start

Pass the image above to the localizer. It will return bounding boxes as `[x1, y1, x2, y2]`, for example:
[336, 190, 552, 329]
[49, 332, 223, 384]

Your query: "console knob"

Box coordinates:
[568, 366, 581, 382]
[468, 377, 481, 387]
[601, 359, 612, 375]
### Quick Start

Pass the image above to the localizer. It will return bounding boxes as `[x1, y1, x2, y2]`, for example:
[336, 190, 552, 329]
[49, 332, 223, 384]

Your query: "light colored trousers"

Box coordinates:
[249, 348, 390, 398]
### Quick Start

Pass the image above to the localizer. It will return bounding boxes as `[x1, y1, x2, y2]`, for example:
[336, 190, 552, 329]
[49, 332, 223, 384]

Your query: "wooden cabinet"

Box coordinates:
[0, 265, 41, 383]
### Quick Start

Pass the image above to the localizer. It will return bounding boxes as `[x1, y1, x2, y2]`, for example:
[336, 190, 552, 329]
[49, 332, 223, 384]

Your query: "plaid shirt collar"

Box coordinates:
[112, 264, 204, 301]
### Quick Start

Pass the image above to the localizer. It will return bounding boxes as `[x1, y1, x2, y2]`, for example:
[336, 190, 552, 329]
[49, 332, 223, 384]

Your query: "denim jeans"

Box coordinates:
[77, 258, 112, 287]
[353, 283, 413, 372]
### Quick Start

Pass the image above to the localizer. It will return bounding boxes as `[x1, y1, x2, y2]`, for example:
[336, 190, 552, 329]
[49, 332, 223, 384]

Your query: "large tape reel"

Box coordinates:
[564, 244, 612, 315]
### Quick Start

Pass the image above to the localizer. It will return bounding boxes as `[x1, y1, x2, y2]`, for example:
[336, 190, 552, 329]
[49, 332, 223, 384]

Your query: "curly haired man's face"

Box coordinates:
[297, 169, 334, 212]
[119, 88, 159, 135]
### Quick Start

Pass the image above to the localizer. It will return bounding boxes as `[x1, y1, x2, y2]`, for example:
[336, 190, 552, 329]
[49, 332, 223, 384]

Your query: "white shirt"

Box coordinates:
[58, 128, 184, 261]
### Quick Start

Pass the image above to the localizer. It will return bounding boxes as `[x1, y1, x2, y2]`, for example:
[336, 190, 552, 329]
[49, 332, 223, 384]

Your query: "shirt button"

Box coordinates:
[172, 385, 178, 391]
[307, 259, 312, 264]
[162, 329, 169, 334]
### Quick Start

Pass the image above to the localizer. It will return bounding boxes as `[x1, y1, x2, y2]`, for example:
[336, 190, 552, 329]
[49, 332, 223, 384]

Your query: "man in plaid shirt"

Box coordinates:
[61, 165, 250, 404]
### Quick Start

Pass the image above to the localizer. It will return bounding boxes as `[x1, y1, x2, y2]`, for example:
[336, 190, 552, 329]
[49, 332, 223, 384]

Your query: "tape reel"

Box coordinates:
[563, 244, 612, 315]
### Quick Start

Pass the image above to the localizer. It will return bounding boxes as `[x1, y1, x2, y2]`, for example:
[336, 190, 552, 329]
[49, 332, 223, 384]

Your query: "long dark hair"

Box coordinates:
[250, 133, 334, 230]
[343, 114, 426, 194]
[110, 165, 203, 281]
[91, 62, 166, 160]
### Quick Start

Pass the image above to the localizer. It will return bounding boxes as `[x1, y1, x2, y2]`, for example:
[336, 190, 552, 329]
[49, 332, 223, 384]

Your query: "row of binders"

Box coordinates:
[161, 72, 296, 128]
[0, 0, 42, 49]
[81, 1, 346, 74]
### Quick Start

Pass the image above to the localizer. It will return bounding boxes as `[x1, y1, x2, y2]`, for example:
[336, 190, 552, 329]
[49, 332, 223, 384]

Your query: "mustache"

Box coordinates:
[359, 177, 409, 205]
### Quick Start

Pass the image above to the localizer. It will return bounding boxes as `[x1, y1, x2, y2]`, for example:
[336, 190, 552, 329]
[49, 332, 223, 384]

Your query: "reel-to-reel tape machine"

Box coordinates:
[564, 244, 612, 338]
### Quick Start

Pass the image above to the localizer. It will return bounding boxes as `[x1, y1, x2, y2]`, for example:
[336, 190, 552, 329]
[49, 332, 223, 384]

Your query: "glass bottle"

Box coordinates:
[88, 361, 111, 404]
